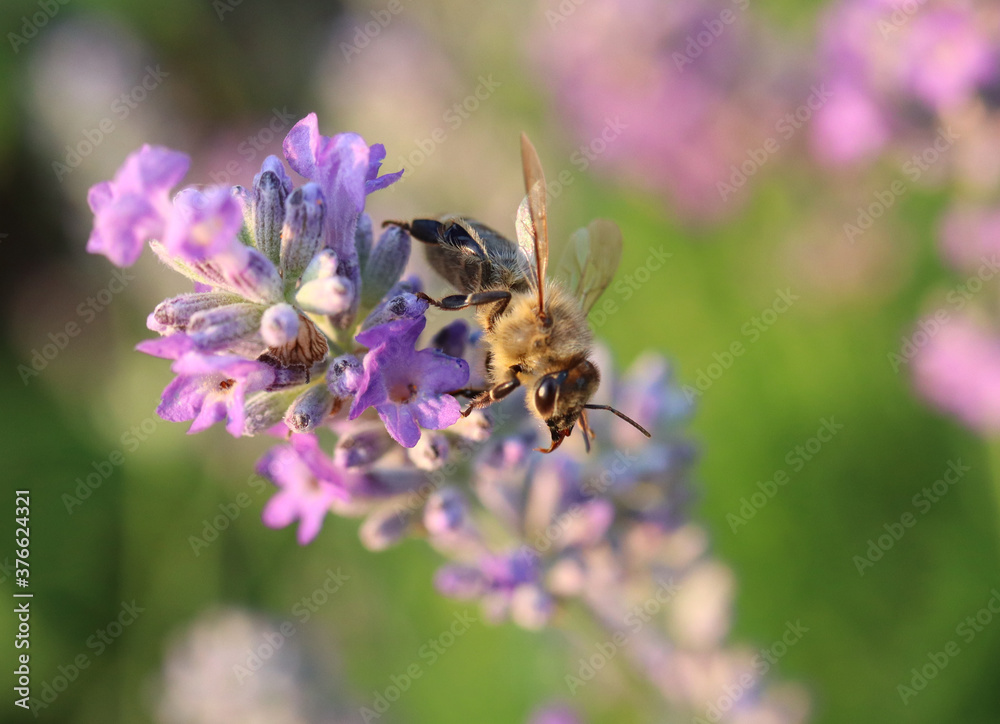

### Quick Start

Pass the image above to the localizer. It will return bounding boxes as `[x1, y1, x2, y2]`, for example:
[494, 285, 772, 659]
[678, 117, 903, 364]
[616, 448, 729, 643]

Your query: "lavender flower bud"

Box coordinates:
[434, 564, 485, 599]
[510, 584, 554, 630]
[260, 303, 300, 347]
[359, 506, 414, 551]
[265, 364, 310, 390]
[546, 556, 586, 597]
[300, 247, 337, 281]
[387, 275, 423, 296]
[242, 388, 300, 436]
[254, 155, 293, 194]
[328, 251, 361, 331]
[253, 170, 287, 266]
[187, 303, 265, 352]
[295, 276, 354, 316]
[326, 354, 363, 398]
[430, 320, 469, 359]
[360, 292, 429, 330]
[449, 409, 493, 442]
[355, 212, 373, 273]
[231, 185, 254, 247]
[333, 427, 392, 468]
[284, 384, 333, 433]
[558, 499, 614, 548]
[149, 291, 242, 333]
[408, 432, 450, 471]
[360, 224, 411, 310]
[669, 562, 734, 650]
[219, 248, 284, 304]
[424, 487, 466, 536]
[295, 249, 354, 316]
[281, 183, 325, 283]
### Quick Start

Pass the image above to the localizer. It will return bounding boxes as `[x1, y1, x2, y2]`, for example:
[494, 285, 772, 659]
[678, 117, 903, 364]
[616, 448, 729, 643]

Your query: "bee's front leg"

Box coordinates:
[461, 370, 521, 416]
[416, 290, 511, 313]
[447, 387, 486, 399]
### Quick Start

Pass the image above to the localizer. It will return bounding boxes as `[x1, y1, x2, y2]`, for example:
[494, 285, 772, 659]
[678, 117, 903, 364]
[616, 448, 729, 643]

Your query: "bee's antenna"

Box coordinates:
[579, 411, 593, 454]
[583, 404, 652, 438]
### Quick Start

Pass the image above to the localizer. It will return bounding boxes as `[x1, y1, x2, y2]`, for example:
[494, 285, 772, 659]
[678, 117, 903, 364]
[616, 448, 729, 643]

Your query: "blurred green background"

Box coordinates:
[2, 0, 999, 722]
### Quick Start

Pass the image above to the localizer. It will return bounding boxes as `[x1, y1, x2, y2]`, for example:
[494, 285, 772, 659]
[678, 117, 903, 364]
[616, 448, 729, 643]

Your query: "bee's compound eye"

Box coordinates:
[534, 376, 559, 417]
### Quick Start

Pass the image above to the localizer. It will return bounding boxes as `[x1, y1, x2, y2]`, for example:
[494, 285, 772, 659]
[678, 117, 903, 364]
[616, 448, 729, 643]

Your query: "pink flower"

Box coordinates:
[913, 316, 1000, 433]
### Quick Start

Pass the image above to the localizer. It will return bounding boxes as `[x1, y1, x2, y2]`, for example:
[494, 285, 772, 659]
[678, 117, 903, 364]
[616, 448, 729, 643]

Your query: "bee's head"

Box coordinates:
[531, 357, 600, 452]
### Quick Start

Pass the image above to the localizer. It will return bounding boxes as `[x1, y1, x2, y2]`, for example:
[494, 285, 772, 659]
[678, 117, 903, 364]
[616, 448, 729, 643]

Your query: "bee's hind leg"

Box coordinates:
[417, 290, 511, 313]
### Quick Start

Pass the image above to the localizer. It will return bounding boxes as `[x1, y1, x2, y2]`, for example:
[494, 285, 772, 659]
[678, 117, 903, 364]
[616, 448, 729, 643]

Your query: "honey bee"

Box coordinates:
[387, 134, 650, 453]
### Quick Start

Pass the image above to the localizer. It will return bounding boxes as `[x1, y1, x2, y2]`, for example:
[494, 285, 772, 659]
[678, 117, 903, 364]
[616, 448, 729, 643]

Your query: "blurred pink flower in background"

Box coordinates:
[810, 0, 1000, 170]
[810, 79, 890, 166]
[910, 204, 1000, 434]
[527, 703, 583, 724]
[914, 315, 1000, 434]
[532, 0, 791, 221]
[902, 6, 995, 112]
[938, 204, 1000, 273]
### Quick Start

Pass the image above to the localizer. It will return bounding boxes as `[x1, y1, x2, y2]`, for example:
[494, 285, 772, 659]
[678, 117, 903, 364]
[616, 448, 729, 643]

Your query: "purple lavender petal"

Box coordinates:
[164, 187, 245, 262]
[136, 333, 196, 360]
[376, 403, 423, 448]
[283, 113, 401, 262]
[257, 435, 349, 544]
[350, 315, 468, 446]
[156, 375, 208, 423]
[116, 143, 189, 190]
[145, 349, 275, 437]
[365, 143, 404, 193]
[413, 349, 470, 396]
[86, 145, 190, 267]
[188, 393, 229, 434]
[356, 313, 424, 351]
[412, 392, 463, 432]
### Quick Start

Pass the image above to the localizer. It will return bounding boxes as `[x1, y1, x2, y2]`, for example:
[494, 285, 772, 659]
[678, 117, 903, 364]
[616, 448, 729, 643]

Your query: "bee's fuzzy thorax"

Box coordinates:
[481, 281, 594, 385]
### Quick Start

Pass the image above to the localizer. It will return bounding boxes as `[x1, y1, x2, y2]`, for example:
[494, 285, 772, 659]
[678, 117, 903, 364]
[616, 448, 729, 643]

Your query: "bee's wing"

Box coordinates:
[519, 134, 549, 308]
[556, 219, 623, 314]
[514, 196, 540, 289]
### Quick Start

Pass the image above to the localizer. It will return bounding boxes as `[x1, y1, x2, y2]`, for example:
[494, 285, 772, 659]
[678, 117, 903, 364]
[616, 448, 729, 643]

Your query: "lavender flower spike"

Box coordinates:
[82, 114, 809, 723]
[87, 145, 190, 267]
